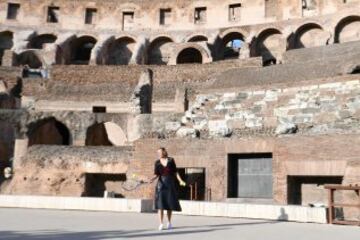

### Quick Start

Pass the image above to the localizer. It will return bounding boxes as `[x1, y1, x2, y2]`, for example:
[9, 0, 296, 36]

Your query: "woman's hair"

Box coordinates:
[158, 147, 168, 158]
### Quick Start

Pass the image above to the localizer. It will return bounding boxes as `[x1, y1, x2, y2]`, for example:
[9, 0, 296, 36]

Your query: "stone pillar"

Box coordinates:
[130, 69, 153, 114]
[239, 42, 251, 60]
[126, 114, 148, 142]
[89, 35, 114, 65]
[174, 87, 188, 113]
[13, 138, 28, 169]
[273, 152, 288, 204]
[54, 33, 76, 65]
[41, 44, 58, 66]
[1, 50, 16, 67]
[130, 36, 146, 65]
[0, 80, 7, 92]
[71, 127, 86, 146]
[276, 36, 288, 64]
[13, 30, 35, 53]
[73, 138, 86, 146]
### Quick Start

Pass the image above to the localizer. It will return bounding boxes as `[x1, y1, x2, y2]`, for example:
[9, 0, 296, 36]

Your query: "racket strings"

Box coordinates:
[121, 177, 149, 191]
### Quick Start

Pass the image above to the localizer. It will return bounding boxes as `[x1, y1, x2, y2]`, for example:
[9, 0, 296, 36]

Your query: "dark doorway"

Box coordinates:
[350, 66, 360, 74]
[287, 175, 343, 205]
[177, 168, 206, 200]
[85, 123, 112, 146]
[220, 32, 244, 60]
[28, 34, 57, 49]
[228, 153, 273, 199]
[27, 118, 70, 146]
[70, 36, 97, 65]
[16, 51, 43, 68]
[176, 48, 203, 64]
[83, 173, 126, 197]
[0, 31, 14, 65]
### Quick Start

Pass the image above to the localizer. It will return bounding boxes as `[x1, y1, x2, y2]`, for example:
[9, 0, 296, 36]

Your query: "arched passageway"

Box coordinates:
[176, 48, 203, 64]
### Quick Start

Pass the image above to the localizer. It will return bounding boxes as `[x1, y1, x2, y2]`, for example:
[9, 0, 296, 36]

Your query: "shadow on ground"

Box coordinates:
[0, 221, 277, 239]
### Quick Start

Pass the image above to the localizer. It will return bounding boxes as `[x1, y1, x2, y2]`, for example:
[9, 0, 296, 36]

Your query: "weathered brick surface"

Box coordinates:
[179, 77, 360, 139]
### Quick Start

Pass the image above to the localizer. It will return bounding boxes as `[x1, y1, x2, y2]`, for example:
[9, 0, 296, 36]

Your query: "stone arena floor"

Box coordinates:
[0, 208, 359, 240]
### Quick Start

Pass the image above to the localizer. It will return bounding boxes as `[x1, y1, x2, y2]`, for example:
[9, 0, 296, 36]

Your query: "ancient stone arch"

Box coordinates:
[28, 34, 57, 49]
[169, 43, 212, 65]
[106, 36, 136, 65]
[253, 28, 283, 65]
[334, 15, 360, 43]
[176, 48, 203, 64]
[290, 22, 328, 49]
[69, 35, 97, 65]
[16, 50, 44, 68]
[186, 34, 208, 42]
[217, 30, 247, 60]
[27, 118, 71, 146]
[147, 36, 174, 65]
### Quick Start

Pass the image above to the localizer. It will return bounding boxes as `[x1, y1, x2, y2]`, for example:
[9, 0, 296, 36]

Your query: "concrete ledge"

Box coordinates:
[175, 201, 328, 224]
[0, 195, 153, 213]
[32, 100, 132, 113]
[0, 195, 327, 224]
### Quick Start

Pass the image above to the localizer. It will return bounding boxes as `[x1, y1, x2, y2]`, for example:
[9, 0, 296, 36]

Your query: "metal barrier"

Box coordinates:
[324, 184, 360, 226]
[189, 182, 211, 201]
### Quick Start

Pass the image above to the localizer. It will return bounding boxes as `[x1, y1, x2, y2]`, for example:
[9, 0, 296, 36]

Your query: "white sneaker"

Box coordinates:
[167, 223, 172, 230]
[158, 224, 164, 231]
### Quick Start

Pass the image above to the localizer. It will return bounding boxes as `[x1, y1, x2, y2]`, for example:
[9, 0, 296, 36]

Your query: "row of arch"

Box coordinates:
[27, 118, 128, 147]
[1, 15, 360, 66]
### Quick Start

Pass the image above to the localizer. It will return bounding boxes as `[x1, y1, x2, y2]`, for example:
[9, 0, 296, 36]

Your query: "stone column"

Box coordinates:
[240, 42, 251, 59]
[89, 35, 114, 65]
[13, 138, 28, 169]
[174, 87, 188, 113]
[130, 36, 146, 65]
[1, 50, 16, 67]
[130, 69, 153, 114]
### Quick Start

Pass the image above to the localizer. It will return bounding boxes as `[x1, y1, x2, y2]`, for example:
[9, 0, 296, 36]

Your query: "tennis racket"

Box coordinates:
[121, 174, 150, 191]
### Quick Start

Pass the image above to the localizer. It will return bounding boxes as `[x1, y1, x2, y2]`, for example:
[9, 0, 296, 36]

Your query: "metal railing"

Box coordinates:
[324, 184, 360, 226]
[189, 182, 211, 201]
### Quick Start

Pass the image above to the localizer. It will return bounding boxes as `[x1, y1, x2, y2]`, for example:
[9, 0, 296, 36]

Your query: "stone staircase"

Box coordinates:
[174, 77, 360, 138]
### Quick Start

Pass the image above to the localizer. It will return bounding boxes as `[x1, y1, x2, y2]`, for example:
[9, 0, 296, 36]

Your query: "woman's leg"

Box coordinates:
[167, 210, 172, 223]
[158, 209, 164, 224]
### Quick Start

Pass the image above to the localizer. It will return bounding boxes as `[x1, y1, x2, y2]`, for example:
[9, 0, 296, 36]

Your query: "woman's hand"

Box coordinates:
[179, 180, 186, 187]
[149, 175, 158, 183]
[176, 173, 186, 186]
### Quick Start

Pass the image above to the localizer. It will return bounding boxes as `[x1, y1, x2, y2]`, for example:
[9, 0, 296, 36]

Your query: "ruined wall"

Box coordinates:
[1, 3, 360, 67]
[128, 133, 360, 205]
[21, 58, 261, 103]
[210, 52, 360, 90]
[1, 0, 360, 220]
[4, 75, 360, 204]
[20, 49, 360, 105]
[0, 145, 133, 196]
[171, 76, 360, 142]
[0, 0, 351, 31]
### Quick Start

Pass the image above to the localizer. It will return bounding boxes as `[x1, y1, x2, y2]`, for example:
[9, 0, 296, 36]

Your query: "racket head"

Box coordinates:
[121, 179, 148, 191]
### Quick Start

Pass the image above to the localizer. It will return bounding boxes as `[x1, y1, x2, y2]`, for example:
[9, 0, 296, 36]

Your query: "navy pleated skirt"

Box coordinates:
[154, 175, 182, 211]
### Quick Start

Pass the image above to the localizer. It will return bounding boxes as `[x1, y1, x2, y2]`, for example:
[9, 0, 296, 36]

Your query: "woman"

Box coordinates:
[149, 147, 186, 230]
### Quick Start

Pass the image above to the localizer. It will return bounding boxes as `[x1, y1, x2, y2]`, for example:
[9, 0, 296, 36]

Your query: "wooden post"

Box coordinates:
[195, 182, 198, 200]
[328, 188, 334, 224]
[190, 184, 193, 201]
